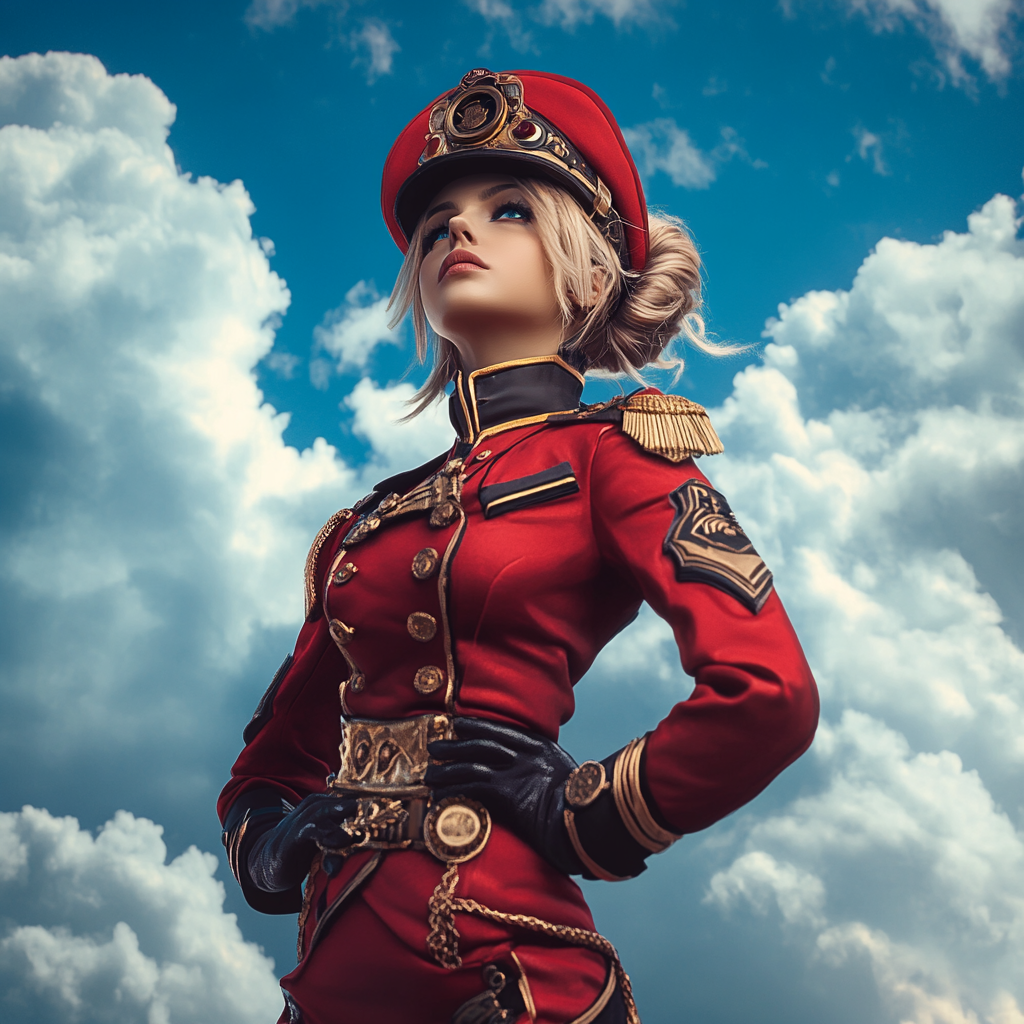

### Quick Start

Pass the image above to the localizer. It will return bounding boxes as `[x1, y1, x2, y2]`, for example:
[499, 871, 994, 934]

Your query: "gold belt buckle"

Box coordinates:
[327, 715, 491, 863]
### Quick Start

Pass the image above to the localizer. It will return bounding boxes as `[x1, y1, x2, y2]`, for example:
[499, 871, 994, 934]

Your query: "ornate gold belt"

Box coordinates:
[324, 714, 490, 864]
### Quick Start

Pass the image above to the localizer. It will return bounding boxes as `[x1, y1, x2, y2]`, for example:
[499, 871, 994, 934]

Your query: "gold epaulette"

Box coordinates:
[303, 508, 354, 620]
[620, 393, 723, 462]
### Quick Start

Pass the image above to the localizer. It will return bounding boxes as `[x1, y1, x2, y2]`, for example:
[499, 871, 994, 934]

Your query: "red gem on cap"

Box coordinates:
[511, 119, 542, 142]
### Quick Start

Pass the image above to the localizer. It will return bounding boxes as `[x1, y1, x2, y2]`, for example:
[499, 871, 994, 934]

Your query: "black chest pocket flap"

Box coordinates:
[479, 461, 579, 519]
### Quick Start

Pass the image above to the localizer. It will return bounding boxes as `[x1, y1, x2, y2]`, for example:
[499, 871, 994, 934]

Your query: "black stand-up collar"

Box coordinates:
[448, 355, 585, 444]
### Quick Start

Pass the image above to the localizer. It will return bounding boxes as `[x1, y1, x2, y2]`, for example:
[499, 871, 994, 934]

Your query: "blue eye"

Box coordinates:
[423, 222, 449, 252]
[493, 201, 532, 223]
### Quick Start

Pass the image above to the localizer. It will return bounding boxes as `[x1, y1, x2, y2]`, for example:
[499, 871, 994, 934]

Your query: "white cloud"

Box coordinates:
[854, 126, 888, 174]
[622, 119, 717, 189]
[706, 851, 827, 928]
[686, 187, 1024, 1019]
[312, 279, 402, 375]
[244, 0, 335, 29]
[843, 0, 1022, 85]
[0, 806, 280, 1023]
[349, 19, 400, 82]
[0, 51, 453, 790]
[534, 0, 673, 28]
[623, 120, 764, 190]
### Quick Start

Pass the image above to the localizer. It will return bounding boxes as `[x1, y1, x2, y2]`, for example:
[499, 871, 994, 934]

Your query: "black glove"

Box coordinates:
[425, 717, 582, 875]
[246, 792, 358, 893]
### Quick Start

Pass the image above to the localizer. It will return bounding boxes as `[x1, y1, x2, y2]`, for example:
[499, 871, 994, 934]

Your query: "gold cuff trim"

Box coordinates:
[612, 737, 683, 854]
[564, 809, 630, 883]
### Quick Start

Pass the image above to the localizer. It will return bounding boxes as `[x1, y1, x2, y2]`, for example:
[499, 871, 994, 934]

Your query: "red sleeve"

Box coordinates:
[216, 556, 349, 825]
[589, 426, 819, 834]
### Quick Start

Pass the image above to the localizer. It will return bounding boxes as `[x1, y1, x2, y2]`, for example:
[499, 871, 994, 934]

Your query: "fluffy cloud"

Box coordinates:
[688, 188, 1024, 1020]
[0, 51, 451, 823]
[349, 19, 400, 81]
[311, 279, 401, 386]
[842, 0, 1022, 84]
[622, 119, 762, 190]
[0, 806, 280, 1023]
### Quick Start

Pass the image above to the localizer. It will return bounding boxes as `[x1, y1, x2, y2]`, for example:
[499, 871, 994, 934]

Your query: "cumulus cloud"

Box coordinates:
[0, 806, 280, 1023]
[685, 188, 1024, 1020]
[622, 119, 763, 190]
[843, 0, 1022, 85]
[0, 51, 451, 817]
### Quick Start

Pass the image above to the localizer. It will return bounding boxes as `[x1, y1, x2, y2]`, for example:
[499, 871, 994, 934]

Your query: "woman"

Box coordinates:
[219, 69, 818, 1024]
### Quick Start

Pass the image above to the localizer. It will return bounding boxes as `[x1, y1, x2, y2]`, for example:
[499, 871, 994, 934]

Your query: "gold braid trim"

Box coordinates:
[612, 738, 683, 854]
[426, 862, 463, 969]
[450, 898, 642, 1024]
[620, 394, 723, 462]
[303, 509, 354, 620]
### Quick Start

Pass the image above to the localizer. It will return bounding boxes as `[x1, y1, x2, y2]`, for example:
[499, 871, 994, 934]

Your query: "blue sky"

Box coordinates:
[0, 2, 1022, 1022]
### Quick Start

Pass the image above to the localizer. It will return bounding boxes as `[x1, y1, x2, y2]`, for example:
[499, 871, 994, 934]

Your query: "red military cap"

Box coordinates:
[381, 68, 650, 271]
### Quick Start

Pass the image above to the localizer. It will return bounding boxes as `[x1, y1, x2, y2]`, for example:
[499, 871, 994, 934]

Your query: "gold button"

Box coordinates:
[349, 672, 367, 693]
[332, 562, 358, 586]
[407, 612, 437, 642]
[411, 548, 439, 580]
[413, 666, 444, 694]
[474, 449, 492, 461]
[329, 619, 355, 645]
[378, 492, 400, 514]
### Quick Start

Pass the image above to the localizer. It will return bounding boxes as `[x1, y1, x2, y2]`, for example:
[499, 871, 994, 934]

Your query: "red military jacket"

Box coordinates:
[218, 355, 818, 1015]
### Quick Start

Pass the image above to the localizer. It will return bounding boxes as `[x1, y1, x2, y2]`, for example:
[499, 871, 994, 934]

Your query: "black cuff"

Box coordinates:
[569, 752, 649, 880]
[222, 788, 304, 915]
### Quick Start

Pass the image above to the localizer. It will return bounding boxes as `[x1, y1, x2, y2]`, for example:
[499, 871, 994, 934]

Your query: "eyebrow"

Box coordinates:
[424, 184, 519, 221]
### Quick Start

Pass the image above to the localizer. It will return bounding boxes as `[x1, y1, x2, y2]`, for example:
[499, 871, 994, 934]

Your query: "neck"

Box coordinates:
[446, 321, 564, 374]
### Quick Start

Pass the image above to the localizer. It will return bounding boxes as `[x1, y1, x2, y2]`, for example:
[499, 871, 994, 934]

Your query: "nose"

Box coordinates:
[446, 213, 476, 247]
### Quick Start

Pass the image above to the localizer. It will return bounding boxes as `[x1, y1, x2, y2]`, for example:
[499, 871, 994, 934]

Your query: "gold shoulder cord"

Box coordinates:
[303, 508, 354, 619]
[620, 394, 723, 463]
[612, 737, 683, 853]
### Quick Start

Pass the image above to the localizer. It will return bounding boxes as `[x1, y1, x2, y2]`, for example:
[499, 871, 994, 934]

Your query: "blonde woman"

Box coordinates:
[220, 69, 818, 1024]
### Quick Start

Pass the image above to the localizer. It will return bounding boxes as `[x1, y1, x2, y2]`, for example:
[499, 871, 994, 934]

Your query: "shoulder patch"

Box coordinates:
[663, 478, 773, 613]
[620, 394, 723, 462]
[304, 508, 355, 621]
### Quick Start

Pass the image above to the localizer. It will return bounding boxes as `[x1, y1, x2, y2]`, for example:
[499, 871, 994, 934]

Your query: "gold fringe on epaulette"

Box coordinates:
[303, 508, 354, 620]
[620, 394, 724, 462]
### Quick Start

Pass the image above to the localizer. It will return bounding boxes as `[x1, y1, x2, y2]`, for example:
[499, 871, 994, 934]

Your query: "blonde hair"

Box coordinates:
[388, 176, 738, 416]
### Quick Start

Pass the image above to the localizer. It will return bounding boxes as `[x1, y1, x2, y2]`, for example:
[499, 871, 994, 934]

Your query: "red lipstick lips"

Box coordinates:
[438, 249, 487, 282]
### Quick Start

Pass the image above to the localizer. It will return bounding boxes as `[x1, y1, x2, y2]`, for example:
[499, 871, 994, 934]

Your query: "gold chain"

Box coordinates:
[450, 898, 641, 1024]
[426, 862, 463, 969]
